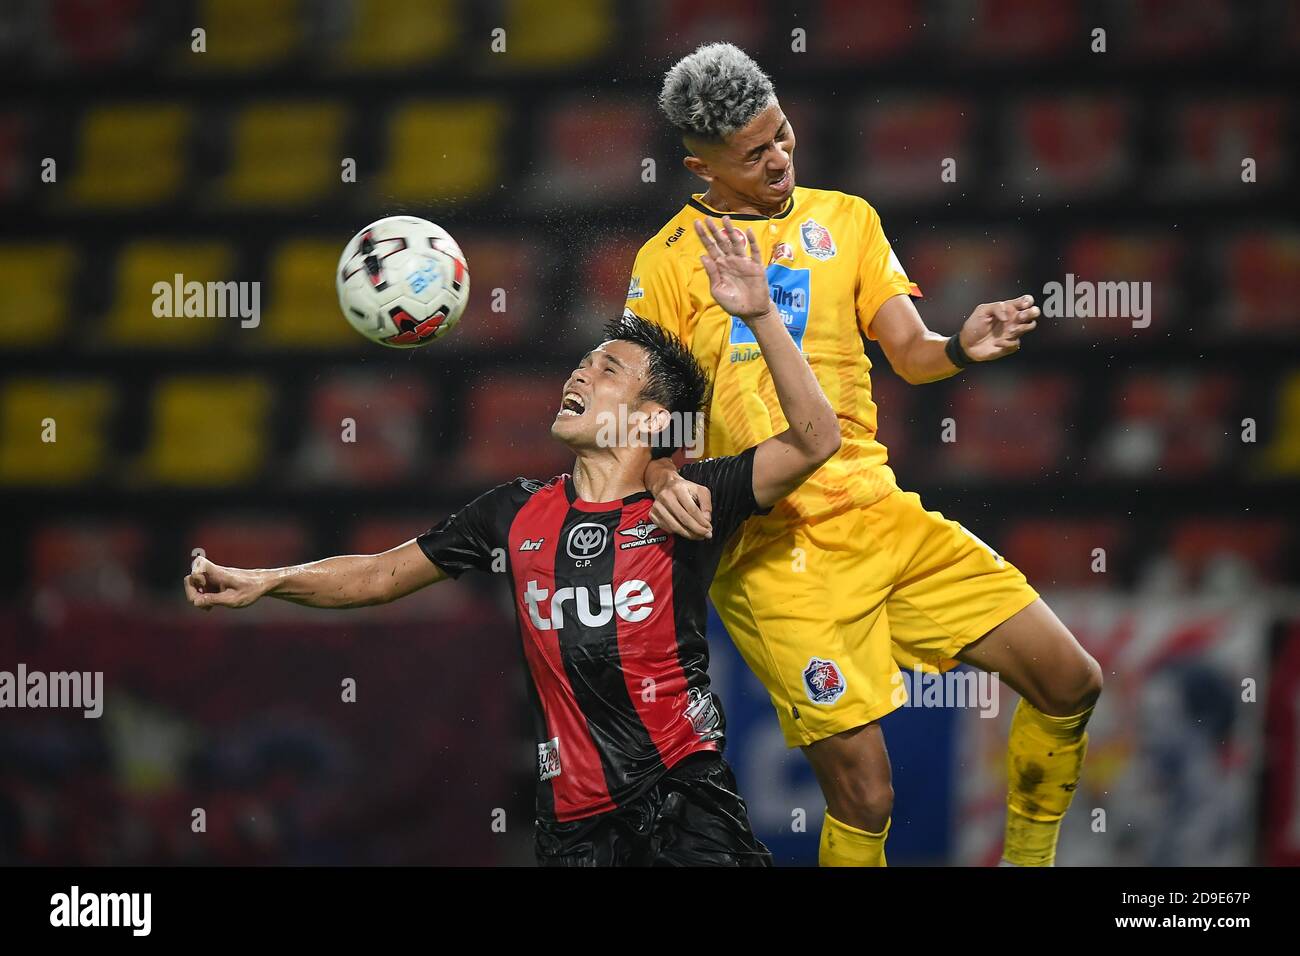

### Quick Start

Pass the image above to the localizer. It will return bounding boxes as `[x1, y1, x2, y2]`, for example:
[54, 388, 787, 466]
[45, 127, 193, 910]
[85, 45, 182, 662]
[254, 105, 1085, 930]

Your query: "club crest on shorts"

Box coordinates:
[803, 657, 846, 704]
[799, 219, 836, 260]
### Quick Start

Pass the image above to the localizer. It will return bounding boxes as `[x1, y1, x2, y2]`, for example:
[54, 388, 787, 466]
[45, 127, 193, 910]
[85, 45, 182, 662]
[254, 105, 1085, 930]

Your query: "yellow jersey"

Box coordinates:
[626, 185, 921, 532]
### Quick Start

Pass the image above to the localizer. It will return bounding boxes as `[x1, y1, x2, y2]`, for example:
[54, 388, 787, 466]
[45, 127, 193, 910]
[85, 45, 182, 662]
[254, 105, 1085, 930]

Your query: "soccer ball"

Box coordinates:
[336, 216, 470, 348]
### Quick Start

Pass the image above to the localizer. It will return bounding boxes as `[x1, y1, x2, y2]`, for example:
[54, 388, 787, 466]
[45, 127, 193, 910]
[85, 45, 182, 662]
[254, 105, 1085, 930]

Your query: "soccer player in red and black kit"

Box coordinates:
[183, 218, 841, 866]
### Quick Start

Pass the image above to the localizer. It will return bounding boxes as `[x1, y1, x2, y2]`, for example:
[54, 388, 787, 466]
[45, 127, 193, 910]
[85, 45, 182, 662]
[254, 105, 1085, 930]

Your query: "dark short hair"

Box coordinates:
[602, 310, 710, 458]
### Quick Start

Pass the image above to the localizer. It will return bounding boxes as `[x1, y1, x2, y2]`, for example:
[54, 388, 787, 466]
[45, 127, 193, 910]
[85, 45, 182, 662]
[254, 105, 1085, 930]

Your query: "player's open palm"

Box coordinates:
[696, 216, 770, 321]
[959, 295, 1041, 361]
[184, 556, 264, 610]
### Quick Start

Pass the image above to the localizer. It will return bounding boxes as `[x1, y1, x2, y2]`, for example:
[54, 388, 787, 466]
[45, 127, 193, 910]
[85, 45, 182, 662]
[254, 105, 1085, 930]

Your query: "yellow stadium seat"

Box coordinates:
[337, 0, 457, 70]
[256, 239, 366, 348]
[500, 0, 611, 68]
[377, 101, 504, 201]
[65, 105, 190, 208]
[0, 379, 113, 485]
[218, 103, 345, 206]
[104, 242, 235, 347]
[1256, 371, 1300, 478]
[0, 243, 76, 347]
[180, 0, 300, 71]
[134, 376, 271, 486]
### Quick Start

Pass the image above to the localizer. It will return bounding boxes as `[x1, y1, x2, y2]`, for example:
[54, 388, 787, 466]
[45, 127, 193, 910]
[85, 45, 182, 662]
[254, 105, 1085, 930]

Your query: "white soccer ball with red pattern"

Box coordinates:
[336, 216, 470, 348]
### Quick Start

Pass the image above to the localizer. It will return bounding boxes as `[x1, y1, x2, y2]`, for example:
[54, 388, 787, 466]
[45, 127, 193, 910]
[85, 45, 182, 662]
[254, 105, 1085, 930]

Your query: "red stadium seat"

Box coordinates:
[292, 373, 436, 487]
[1169, 519, 1287, 585]
[1011, 96, 1133, 199]
[460, 373, 574, 482]
[1003, 519, 1126, 587]
[188, 518, 308, 571]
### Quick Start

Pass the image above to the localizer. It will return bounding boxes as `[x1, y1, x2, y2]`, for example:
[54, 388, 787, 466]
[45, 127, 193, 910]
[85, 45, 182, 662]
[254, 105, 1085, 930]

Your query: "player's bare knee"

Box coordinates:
[1034, 650, 1103, 716]
[826, 776, 894, 830]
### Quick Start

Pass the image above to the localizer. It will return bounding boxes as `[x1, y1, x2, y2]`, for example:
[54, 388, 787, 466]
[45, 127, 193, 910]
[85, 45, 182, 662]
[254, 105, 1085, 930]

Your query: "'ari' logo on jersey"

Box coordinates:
[803, 657, 847, 704]
[799, 219, 837, 260]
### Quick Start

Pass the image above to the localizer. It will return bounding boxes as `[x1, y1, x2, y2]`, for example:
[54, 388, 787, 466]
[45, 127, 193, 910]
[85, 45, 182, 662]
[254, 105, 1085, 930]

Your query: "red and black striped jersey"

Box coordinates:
[417, 447, 763, 823]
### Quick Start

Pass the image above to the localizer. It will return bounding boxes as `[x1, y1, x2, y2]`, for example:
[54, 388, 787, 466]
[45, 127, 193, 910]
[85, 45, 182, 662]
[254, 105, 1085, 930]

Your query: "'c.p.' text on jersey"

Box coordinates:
[416, 449, 762, 823]
[626, 186, 922, 533]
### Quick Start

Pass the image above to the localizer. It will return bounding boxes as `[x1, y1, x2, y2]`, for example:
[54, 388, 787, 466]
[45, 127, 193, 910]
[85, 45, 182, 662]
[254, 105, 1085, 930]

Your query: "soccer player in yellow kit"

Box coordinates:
[631, 43, 1103, 867]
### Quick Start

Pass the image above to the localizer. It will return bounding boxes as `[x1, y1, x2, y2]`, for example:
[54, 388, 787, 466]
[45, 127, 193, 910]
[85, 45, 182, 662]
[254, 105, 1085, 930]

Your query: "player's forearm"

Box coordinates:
[894, 331, 963, 384]
[263, 554, 400, 608]
[748, 304, 841, 460]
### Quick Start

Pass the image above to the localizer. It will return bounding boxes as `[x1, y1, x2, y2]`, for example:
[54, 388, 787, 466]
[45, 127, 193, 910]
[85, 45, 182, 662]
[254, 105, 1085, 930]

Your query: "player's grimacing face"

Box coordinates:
[552, 340, 664, 452]
[698, 103, 796, 208]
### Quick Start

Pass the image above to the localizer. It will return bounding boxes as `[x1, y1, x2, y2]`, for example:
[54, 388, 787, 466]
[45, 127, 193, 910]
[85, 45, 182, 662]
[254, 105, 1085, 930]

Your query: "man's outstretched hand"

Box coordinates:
[184, 557, 266, 610]
[958, 295, 1041, 362]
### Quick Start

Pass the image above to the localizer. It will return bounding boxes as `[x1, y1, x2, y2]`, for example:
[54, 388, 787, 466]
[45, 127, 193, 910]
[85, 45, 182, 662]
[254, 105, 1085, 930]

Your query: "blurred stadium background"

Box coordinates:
[0, 0, 1297, 865]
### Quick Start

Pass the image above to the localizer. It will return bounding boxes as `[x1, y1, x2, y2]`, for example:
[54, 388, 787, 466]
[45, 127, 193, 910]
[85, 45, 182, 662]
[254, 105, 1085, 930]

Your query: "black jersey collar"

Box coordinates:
[686, 190, 795, 222]
[563, 474, 653, 511]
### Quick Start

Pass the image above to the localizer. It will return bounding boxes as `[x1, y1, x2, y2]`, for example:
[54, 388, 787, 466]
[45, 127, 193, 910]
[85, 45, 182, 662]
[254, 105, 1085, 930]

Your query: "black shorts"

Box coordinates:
[534, 752, 773, 867]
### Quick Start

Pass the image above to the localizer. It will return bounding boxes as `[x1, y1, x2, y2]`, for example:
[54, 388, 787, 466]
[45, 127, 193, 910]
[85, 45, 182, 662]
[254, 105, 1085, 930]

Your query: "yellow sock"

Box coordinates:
[819, 811, 890, 867]
[1003, 697, 1093, 866]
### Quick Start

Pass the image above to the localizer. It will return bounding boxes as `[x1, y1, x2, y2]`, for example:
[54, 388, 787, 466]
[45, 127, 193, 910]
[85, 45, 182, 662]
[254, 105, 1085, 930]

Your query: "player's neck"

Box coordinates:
[571, 451, 645, 503]
[699, 184, 785, 219]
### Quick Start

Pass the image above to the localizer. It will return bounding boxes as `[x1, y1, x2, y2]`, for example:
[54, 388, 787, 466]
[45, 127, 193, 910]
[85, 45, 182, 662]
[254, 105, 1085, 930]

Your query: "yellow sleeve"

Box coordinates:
[625, 240, 688, 340]
[854, 202, 922, 340]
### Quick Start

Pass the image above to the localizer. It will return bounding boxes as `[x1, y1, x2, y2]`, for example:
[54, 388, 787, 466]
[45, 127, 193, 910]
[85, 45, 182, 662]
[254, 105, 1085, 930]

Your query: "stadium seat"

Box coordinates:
[218, 103, 345, 207]
[65, 103, 190, 208]
[1164, 99, 1285, 197]
[1053, 232, 1183, 341]
[335, 0, 457, 70]
[180, 0, 300, 71]
[0, 242, 76, 347]
[104, 241, 234, 347]
[1169, 518, 1287, 585]
[1095, 372, 1237, 477]
[1003, 519, 1126, 587]
[257, 239, 366, 348]
[0, 378, 113, 485]
[852, 95, 972, 201]
[960, 0, 1077, 57]
[376, 101, 504, 202]
[443, 235, 537, 348]
[651, 0, 766, 56]
[498, 0, 611, 67]
[0, 111, 25, 203]
[460, 373, 573, 482]
[133, 377, 271, 486]
[45, 0, 147, 69]
[534, 98, 653, 201]
[938, 372, 1074, 479]
[1220, 231, 1300, 334]
[30, 521, 147, 596]
[811, 0, 920, 60]
[292, 373, 434, 486]
[1256, 371, 1300, 478]
[1124, 0, 1234, 58]
[188, 518, 307, 571]
[1012, 96, 1132, 198]
[900, 232, 1021, 328]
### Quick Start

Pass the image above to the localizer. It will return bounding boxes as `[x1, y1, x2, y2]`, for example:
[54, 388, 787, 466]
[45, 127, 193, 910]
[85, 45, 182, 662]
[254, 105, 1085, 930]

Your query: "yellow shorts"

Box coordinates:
[710, 490, 1039, 748]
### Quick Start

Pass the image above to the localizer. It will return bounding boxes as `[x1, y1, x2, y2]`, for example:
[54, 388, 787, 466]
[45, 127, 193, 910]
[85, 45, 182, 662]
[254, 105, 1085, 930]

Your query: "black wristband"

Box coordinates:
[945, 334, 974, 369]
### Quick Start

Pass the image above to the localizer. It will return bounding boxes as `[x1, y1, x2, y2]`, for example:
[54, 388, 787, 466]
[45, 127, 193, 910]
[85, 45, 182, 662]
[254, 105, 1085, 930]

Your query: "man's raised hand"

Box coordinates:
[695, 216, 773, 322]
